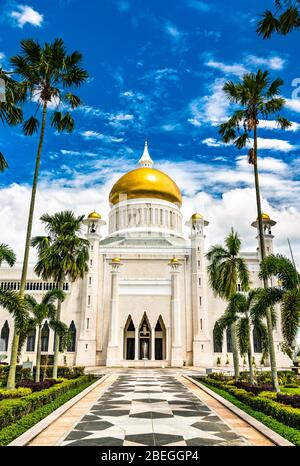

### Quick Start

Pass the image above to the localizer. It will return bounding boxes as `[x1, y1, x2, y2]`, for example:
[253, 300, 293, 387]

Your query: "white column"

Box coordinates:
[169, 259, 183, 367]
[106, 258, 122, 366]
[151, 326, 155, 361]
[134, 327, 139, 361]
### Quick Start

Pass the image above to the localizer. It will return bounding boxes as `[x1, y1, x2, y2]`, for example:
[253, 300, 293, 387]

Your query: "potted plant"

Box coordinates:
[216, 356, 221, 366]
[225, 354, 230, 365]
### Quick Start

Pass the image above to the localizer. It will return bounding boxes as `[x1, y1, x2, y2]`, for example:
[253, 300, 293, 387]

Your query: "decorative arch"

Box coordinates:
[67, 321, 76, 352]
[226, 326, 232, 353]
[41, 321, 49, 352]
[26, 327, 36, 352]
[0, 320, 9, 351]
[124, 315, 135, 360]
[154, 315, 166, 360]
[253, 328, 263, 353]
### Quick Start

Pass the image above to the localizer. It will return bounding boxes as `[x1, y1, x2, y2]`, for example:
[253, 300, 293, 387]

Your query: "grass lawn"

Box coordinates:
[198, 378, 300, 446]
[0, 377, 95, 446]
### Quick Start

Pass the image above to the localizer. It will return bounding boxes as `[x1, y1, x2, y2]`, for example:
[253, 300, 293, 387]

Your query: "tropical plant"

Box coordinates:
[0, 68, 24, 171]
[207, 228, 250, 378]
[0, 243, 16, 267]
[24, 289, 67, 382]
[31, 211, 89, 379]
[257, 1, 300, 38]
[6, 38, 88, 390]
[256, 254, 300, 359]
[219, 69, 291, 392]
[214, 291, 269, 384]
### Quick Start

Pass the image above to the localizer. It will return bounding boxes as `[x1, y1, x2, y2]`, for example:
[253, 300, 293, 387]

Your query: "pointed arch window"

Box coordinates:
[67, 321, 76, 352]
[41, 321, 49, 352]
[253, 328, 263, 353]
[26, 328, 36, 352]
[226, 326, 232, 353]
[0, 321, 10, 351]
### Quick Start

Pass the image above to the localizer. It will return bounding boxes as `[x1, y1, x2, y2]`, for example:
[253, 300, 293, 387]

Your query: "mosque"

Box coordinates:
[0, 143, 290, 368]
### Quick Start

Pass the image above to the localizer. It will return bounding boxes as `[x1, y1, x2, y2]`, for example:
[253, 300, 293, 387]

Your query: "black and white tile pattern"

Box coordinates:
[60, 371, 249, 446]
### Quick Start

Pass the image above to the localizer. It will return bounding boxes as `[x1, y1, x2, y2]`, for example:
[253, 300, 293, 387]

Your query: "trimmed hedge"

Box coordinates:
[16, 379, 60, 392]
[200, 377, 300, 430]
[0, 375, 94, 429]
[0, 387, 32, 400]
[0, 378, 95, 446]
[0, 365, 85, 383]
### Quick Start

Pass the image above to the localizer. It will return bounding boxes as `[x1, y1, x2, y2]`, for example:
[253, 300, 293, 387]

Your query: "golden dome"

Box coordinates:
[191, 213, 203, 221]
[88, 211, 101, 219]
[257, 213, 270, 221]
[111, 257, 121, 263]
[109, 167, 182, 207]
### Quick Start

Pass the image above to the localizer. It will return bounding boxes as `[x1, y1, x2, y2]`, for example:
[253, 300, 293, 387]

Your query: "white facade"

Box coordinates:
[0, 146, 290, 368]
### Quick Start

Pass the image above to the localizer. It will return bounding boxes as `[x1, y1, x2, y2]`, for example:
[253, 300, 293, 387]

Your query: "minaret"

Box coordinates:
[138, 140, 154, 168]
[186, 213, 211, 367]
[251, 213, 276, 259]
[76, 211, 106, 366]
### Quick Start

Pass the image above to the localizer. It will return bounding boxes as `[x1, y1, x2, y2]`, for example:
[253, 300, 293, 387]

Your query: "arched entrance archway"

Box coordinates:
[124, 316, 135, 360]
[154, 316, 166, 360]
[139, 314, 151, 359]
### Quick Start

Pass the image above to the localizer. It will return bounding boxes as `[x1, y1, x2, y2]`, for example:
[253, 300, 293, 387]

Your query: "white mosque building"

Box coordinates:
[0, 143, 290, 368]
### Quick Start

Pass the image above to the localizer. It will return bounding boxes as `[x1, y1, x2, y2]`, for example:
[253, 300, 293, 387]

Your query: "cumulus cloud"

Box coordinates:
[246, 55, 285, 70]
[202, 136, 296, 152]
[205, 60, 247, 77]
[259, 120, 300, 132]
[80, 131, 124, 143]
[285, 98, 300, 113]
[10, 5, 43, 28]
[188, 78, 229, 126]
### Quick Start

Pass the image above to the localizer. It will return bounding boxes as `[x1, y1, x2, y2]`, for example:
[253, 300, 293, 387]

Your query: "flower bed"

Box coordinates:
[0, 375, 94, 429]
[16, 379, 61, 392]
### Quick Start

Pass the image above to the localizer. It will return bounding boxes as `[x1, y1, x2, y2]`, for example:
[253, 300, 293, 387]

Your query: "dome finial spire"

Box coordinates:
[138, 140, 153, 168]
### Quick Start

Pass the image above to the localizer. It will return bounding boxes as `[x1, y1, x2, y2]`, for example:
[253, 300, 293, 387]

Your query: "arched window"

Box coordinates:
[67, 321, 76, 352]
[226, 326, 232, 353]
[41, 321, 49, 352]
[213, 334, 222, 353]
[26, 328, 36, 352]
[253, 328, 263, 353]
[0, 321, 10, 351]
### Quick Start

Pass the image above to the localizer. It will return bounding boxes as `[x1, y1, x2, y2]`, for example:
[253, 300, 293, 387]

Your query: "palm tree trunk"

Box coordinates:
[253, 125, 280, 392]
[35, 325, 42, 382]
[7, 102, 48, 389]
[52, 277, 64, 379]
[247, 346, 254, 385]
[231, 323, 240, 379]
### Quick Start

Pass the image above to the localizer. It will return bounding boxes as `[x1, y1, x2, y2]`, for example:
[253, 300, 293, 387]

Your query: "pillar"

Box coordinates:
[134, 327, 139, 361]
[169, 258, 183, 367]
[151, 326, 155, 361]
[106, 257, 123, 366]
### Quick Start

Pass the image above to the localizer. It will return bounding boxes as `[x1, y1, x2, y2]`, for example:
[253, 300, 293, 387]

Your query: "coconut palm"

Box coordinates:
[0, 243, 16, 267]
[207, 228, 250, 378]
[219, 70, 291, 392]
[6, 38, 88, 389]
[25, 289, 66, 382]
[257, 1, 300, 38]
[0, 68, 24, 171]
[256, 254, 300, 358]
[31, 211, 89, 379]
[214, 291, 269, 384]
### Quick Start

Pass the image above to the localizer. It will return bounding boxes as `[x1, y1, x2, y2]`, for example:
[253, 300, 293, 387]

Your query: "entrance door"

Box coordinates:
[155, 338, 163, 360]
[126, 338, 135, 360]
[139, 338, 150, 359]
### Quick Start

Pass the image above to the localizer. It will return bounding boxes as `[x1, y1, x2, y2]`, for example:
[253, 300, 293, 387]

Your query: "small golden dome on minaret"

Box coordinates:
[88, 211, 101, 219]
[191, 213, 203, 221]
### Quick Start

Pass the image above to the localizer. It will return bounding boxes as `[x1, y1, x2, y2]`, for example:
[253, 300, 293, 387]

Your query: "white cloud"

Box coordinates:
[202, 136, 296, 152]
[285, 98, 300, 113]
[259, 119, 300, 132]
[164, 21, 183, 41]
[205, 60, 247, 77]
[246, 55, 285, 70]
[80, 131, 124, 143]
[236, 155, 289, 173]
[0, 52, 5, 65]
[10, 5, 43, 28]
[188, 0, 214, 12]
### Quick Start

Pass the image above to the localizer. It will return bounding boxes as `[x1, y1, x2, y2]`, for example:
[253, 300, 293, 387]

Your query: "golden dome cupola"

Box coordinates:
[108, 142, 182, 207]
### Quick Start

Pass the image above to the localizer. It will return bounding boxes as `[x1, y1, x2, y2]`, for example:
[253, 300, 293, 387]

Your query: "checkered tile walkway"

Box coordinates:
[60, 371, 249, 446]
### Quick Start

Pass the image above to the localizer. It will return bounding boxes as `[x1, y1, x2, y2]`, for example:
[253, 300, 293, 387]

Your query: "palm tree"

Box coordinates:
[25, 289, 66, 382]
[0, 243, 16, 267]
[6, 39, 88, 389]
[219, 69, 291, 392]
[257, 254, 300, 358]
[0, 68, 24, 171]
[31, 211, 89, 379]
[207, 228, 250, 378]
[257, 1, 300, 38]
[215, 291, 269, 384]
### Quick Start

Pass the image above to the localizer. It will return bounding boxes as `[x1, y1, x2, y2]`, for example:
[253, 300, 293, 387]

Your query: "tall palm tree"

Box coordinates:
[219, 69, 291, 392]
[207, 228, 250, 378]
[25, 289, 66, 382]
[257, 254, 300, 358]
[0, 243, 16, 267]
[215, 291, 269, 384]
[0, 68, 23, 171]
[31, 211, 89, 379]
[6, 39, 88, 389]
[257, 1, 300, 38]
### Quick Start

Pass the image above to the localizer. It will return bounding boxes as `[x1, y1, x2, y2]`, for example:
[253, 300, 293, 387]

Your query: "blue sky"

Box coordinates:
[0, 0, 300, 263]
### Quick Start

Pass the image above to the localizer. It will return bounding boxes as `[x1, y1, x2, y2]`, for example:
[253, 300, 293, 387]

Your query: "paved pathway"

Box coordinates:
[59, 371, 251, 446]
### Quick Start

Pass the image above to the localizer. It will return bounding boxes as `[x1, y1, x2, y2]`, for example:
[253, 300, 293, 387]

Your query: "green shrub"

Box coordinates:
[0, 375, 94, 429]
[33, 365, 85, 380]
[0, 388, 32, 400]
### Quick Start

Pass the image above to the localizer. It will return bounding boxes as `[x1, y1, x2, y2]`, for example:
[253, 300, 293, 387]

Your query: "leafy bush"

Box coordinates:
[235, 381, 273, 396]
[0, 388, 32, 400]
[277, 394, 300, 409]
[0, 375, 94, 429]
[33, 365, 85, 380]
[16, 379, 61, 392]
